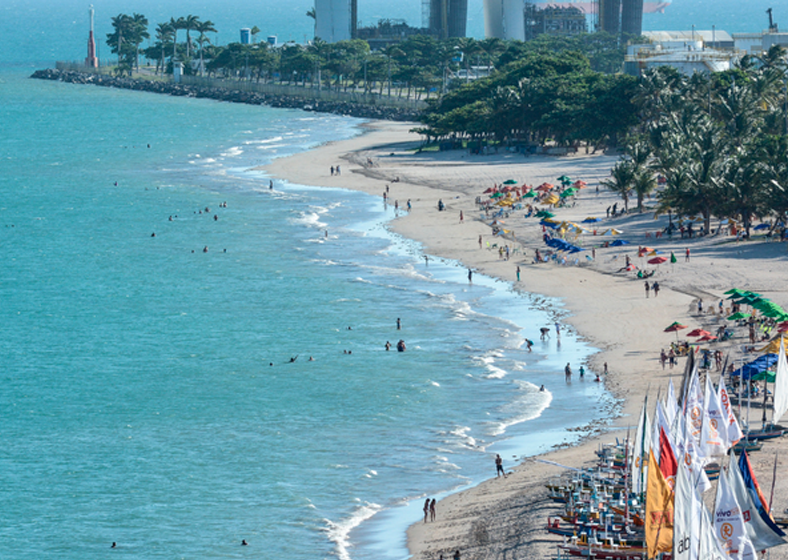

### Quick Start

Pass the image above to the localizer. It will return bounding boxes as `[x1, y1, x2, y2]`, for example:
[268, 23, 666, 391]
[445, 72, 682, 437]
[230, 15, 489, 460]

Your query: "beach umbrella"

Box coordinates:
[582, 217, 600, 223]
[536, 210, 554, 218]
[727, 312, 750, 321]
[697, 334, 718, 342]
[523, 191, 537, 198]
[686, 328, 712, 338]
[665, 322, 688, 340]
[483, 187, 494, 194]
[625, 263, 638, 271]
[754, 223, 770, 230]
[724, 288, 745, 295]
[503, 179, 518, 185]
[490, 192, 504, 198]
[560, 188, 578, 198]
[536, 183, 553, 191]
[648, 256, 668, 265]
[670, 252, 677, 264]
[573, 180, 587, 188]
[557, 175, 572, 183]
[542, 194, 560, 205]
[610, 239, 630, 247]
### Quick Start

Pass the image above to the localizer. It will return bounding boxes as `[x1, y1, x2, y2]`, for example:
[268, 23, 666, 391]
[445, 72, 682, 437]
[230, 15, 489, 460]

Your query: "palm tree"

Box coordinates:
[601, 160, 636, 213]
[195, 19, 216, 76]
[155, 22, 174, 75]
[169, 17, 184, 61]
[182, 15, 200, 58]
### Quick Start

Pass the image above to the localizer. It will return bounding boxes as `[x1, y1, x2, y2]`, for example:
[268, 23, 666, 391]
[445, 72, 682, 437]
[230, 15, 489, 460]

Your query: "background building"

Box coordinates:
[314, 0, 357, 42]
[426, 0, 469, 38]
[483, 0, 525, 40]
[525, 5, 587, 38]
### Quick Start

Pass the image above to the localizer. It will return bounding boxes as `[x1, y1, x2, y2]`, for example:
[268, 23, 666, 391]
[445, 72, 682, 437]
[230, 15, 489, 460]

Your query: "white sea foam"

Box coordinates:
[219, 146, 243, 157]
[486, 380, 552, 437]
[323, 501, 382, 560]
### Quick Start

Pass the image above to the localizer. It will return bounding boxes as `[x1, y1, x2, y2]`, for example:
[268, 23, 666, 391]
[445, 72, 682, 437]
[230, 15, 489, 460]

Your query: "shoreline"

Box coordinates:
[262, 120, 788, 559]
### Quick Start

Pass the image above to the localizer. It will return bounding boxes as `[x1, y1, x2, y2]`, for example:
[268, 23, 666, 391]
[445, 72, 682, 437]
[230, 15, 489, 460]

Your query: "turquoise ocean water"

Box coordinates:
[0, 1, 765, 559]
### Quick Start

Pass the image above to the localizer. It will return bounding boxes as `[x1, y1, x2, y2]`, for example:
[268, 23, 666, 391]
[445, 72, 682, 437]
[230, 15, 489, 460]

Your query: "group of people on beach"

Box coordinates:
[423, 498, 436, 522]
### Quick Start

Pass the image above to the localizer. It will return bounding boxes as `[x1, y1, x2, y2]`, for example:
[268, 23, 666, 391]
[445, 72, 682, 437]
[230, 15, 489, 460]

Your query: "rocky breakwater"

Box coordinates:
[31, 69, 424, 122]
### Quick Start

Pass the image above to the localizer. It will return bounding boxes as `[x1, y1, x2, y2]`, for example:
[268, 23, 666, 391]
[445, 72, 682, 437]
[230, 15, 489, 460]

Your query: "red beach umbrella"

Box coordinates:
[697, 335, 718, 342]
[648, 256, 668, 265]
[686, 328, 712, 338]
[665, 322, 688, 340]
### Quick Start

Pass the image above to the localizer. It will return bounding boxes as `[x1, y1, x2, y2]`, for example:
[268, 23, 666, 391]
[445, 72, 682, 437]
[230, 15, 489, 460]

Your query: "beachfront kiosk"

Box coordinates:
[173, 61, 184, 84]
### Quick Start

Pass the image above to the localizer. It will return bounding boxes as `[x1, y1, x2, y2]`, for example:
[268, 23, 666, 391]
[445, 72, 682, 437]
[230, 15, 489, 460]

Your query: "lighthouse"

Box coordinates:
[85, 5, 98, 68]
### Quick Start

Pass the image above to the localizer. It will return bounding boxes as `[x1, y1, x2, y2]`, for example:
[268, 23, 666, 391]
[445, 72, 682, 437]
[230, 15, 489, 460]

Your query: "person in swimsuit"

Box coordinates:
[495, 454, 506, 478]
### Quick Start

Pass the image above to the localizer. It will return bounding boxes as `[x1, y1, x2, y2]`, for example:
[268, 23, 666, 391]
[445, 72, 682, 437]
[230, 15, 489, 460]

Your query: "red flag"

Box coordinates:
[658, 427, 677, 488]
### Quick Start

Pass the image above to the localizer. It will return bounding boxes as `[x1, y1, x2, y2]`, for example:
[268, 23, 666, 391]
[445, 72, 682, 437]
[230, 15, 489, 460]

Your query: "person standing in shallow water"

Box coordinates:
[423, 498, 430, 522]
[495, 454, 506, 478]
[430, 498, 436, 521]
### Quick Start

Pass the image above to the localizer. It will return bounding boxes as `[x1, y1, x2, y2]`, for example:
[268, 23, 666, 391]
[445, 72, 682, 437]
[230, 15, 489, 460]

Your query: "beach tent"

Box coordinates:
[542, 194, 560, 205]
[759, 337, 788, 354]
[730, 354, 778, 380]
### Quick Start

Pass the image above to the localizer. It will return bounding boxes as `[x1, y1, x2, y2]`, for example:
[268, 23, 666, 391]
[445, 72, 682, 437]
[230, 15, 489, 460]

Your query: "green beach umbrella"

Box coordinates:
[523, 191, 537, 198]
[503, 179, 518, 185]
[724, 288, 745, 295]
[536, 210, 555, 218]
[557, 175, 572, 183]
[727, 312, 750, 321]
[491, 192, 504, 198]
[670, 252, 677, 264]
[560, 188, 578, 198]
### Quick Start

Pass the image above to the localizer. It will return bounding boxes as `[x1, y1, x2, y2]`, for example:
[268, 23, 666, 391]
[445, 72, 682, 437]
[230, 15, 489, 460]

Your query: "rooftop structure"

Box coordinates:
[625, 30, 741, 76]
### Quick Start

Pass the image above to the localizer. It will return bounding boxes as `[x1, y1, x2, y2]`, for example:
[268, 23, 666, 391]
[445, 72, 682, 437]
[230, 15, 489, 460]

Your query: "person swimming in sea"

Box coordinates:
[396, 340, 406, 352]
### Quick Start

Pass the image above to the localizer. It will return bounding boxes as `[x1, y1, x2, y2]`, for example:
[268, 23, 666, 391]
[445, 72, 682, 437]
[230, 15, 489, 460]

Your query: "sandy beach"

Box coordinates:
[264, 120, 788, 560]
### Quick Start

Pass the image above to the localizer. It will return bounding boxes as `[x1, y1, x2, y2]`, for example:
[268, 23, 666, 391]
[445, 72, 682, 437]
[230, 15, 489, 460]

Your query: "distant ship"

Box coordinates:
[528, 0, 671, 15]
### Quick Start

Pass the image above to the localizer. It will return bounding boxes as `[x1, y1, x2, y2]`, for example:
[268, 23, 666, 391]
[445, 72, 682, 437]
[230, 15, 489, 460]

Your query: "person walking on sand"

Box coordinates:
[685, 247, 690, 262]
[430, 498, 436, 521]
[652, 281, 660, 297]
[603, 362, 608, 375]
[423, 498, 430, 522]
[697, 299, 703, 315]
[495, 454, 506, 478]
[459, 210, 464, 223]
[644, 281, 650, 298]
[516, 266, 520, 282]
[478, 235, 482, 249]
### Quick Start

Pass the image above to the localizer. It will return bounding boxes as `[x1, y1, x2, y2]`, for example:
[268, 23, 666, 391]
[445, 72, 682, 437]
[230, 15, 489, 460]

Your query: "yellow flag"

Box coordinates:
[645, 449, 674, 558]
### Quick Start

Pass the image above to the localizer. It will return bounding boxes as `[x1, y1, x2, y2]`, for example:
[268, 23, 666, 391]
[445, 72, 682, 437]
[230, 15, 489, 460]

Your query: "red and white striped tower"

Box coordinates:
[85, 5, 98, 67]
